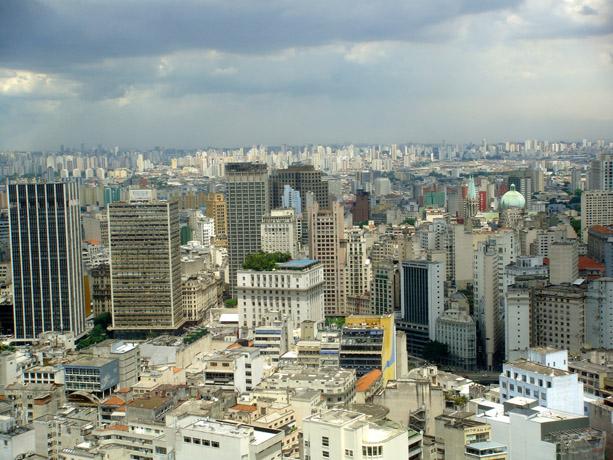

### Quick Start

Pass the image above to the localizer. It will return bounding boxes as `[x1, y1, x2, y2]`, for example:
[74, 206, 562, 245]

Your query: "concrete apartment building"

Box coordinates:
[581, 190, 613, 243]
[107, 190, 184, 331]
[548, 241, 579, 284]
[237, 259, 324, 330]
[585, 277, 613, 349]
[533, 284, 586, 354]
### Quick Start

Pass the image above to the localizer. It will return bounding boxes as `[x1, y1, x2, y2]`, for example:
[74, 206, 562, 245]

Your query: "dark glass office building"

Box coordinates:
[398, 260, 444, 357]
[8, 182, 85, 340]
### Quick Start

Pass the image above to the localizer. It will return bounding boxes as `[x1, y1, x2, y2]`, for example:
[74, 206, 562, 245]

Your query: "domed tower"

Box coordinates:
[499, 184, 525, 228]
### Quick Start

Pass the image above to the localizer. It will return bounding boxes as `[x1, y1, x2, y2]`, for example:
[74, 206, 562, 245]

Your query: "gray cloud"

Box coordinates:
[0, 0, 522, 71]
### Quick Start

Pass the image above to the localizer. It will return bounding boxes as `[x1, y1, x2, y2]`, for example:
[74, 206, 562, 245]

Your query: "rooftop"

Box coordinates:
[356, 369, 382, 393]
[275, 259, 320, 270]
[505, 358, 570, 377]
[65, 356, 116, 368]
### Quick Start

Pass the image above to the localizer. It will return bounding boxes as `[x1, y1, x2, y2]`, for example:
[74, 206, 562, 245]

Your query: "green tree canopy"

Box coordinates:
[242, 252, 291, 271]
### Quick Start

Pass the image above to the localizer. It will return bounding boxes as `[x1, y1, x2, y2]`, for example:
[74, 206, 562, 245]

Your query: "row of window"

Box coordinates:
[183, 436, 220, 448]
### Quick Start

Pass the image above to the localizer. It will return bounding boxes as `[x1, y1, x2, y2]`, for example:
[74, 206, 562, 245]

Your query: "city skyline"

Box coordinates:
[1, 0, 612, 150]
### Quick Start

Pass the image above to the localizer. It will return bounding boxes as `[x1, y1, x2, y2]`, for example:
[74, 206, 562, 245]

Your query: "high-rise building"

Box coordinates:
[345, 227, 371, 299]
[107, 191, 184, 331]
[260, 208, 299, 258]
[399, 260, 444, 357]
[225, 163, 269, 295]
[474, 240, 501, 370]
[188, 211, 215, 252]
[281, 184, 302, 215]
[203, 192, 228, 247]
[548, 241, 578, 284]
[587, 225, 613, 276]
[464, 176, 479, 230]
[533, 284, 586, 354]
[8, 181, 86, 340]
[351, 189, 370, 223]
[270, 164, 328, 210]
[581, 191, 613, 243]
[370, 261, 399, 316]
[308, 202, 347, 316]
[585, 277, 613, 349]
[435, 293, 477, 370]
[505, 287, 531, 361]
[588, 153, 613, 191]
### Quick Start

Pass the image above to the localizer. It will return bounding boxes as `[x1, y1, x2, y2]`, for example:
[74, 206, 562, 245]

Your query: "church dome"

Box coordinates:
[500, 184, 525, 210]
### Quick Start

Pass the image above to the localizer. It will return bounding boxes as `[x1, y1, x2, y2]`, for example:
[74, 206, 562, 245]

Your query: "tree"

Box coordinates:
[242, 252, 291, 271]
[570, 218, 581, 239]
[402, 217, 416, 226]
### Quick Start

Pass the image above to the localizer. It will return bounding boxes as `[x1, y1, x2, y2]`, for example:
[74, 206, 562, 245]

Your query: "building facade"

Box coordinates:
[108, 193, 184, 331]
[8, 181, 86, 340]
[226, 163, 270, 295]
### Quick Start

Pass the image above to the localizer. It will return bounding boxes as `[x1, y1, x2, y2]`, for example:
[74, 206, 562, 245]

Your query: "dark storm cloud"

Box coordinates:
[0, 0, 522, 71]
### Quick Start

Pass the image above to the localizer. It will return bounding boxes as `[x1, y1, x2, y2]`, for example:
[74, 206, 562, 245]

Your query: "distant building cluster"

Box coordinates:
[0, 138, 611, 459]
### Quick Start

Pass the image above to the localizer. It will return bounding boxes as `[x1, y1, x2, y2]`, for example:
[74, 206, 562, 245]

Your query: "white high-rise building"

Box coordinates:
[189, 211, 216, 252]
[585, 277, 613, 349]
[260, 208, 299, 258]
[303, 410, 409, 460]
[505, 287, 531, 361]
[474, 240, 501, 370]
[238, 259, 324, 330]
[345, 227, 371, 299]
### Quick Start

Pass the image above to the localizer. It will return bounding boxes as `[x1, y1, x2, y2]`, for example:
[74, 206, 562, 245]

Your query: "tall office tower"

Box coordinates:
[188, 211, 215, 252]
[435, 292, 476, 370]
[345, 227, 371, 299]
[204, 192, 228, 247]
[464, 176, 479, 230]
[270, 164, 329, 210]
[505, 287, 531, 361]
[588, 154, 613, 190]
[581, 191, 613, 243]
[225, 163, 270, 295]
[370, 261, 398, 316]
[587, 225, 613, 276]
[474, 240, 502, 370]
[351, 190, 370, 224]
[260, 208, 299, 258]
[8, 181, 86, 340]
[281, 184, 302, 215]
[533, 285, 586, 354]
[549, 241, 578, 284]
[108, 190, 184, 331]
[398, 260, 444, 357]
[585, 277, 613, 349]
[308, 201, 347, 316]
[531, 165, 545, 193]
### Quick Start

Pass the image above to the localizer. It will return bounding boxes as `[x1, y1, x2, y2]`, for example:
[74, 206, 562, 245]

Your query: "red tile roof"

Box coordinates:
[356, 369, 382, 392]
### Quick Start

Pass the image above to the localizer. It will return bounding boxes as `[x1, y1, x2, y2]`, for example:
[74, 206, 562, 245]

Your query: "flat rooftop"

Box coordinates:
[65, 356, 115, 368]
[276, 259, 320, 270]
[505, 359, 570, 377]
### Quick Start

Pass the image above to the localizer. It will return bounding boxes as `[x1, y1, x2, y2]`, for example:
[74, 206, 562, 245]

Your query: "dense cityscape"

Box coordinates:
[0, 138, 610, 459]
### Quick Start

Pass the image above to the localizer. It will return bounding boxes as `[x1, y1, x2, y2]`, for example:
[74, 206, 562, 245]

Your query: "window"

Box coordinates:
[323, 451, 329, 458]
[345, 449, 354, 457]
[183, 437, 192, 443]
[322, 436, 329, 447]
[211, 441, 220, 448]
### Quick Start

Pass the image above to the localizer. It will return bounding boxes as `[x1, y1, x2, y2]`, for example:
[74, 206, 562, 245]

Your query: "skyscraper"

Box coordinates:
[108, 190, 184, 331]
[226, 163, 269, 295]
[398, 260, 444, 356]
[8, 181, 85, 340]
[270, 164, 329, 210]
[204, 192, 228, 247]
[308, 201, 346, 316]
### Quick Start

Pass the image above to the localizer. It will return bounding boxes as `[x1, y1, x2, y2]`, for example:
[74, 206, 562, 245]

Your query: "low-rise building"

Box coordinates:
[499, 349, 583, 415]
[303, 409, 409, 460]
[260, 367, 356, 408]
[203, 347, 264, 393]
[63, 357, 119, 398]
[0, 415, 35, 460]
[434, 413, 493, 460]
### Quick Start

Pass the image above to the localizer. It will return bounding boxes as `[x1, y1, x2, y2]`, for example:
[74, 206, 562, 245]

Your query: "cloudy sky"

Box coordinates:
[0, 0, 611, 150]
